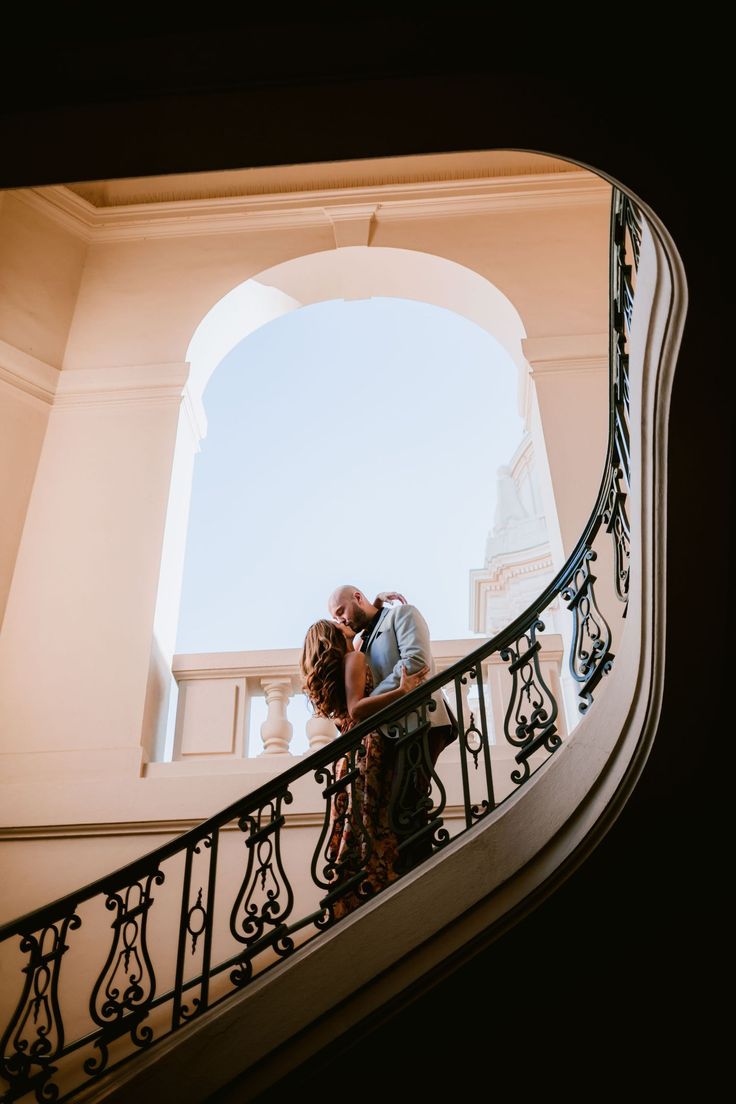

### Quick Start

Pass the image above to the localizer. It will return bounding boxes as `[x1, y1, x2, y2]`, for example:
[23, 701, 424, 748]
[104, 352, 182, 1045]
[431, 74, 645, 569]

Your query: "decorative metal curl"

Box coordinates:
[229, 792, 294, 947]
[89, 871, 164, 1031]
[311, 741, 377, 920]
[463, 712, 484, 771]
[82, 1038, 109, 1078]
[602, 467, 631, 606]
[172, 829, 219, 1031]
[186, 888, 207, 956]
[229, 957, 253, 990]
[561, 549, 615, 712]
[311, 748, 366, 898]
[386, 707, 448, 868]
[0, 913, 81, 1101]
[500, 618, 561, 787]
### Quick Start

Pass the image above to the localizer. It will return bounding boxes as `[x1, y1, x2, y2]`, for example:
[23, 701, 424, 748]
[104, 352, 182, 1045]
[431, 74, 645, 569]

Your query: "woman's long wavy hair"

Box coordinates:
[300, 619, 349, 721]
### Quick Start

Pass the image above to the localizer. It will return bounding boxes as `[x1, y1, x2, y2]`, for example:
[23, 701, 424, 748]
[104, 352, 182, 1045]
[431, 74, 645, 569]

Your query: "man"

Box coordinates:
[327, 585, 456, 767]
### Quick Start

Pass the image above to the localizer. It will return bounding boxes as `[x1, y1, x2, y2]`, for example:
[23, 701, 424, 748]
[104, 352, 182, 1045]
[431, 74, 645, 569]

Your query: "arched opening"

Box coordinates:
[143, 246, 572, 762]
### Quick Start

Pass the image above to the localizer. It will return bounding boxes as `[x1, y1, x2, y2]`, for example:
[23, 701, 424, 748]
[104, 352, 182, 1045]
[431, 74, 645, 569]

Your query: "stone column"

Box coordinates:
[259, 678, 294, 755]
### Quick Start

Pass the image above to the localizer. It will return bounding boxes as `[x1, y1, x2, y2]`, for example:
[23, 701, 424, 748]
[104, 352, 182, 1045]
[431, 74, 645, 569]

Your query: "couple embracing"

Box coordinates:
[300, 586, 456, 918]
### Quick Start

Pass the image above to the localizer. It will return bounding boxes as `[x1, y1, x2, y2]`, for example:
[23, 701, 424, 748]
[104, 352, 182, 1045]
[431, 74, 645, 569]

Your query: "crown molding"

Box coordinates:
[10, 186, 96, 242]
[53, 361, 191, 409]
[529, 357, 608, 376]
[16, 172, 611, 244]
[523, 332, 608, 366]
[376, 177, 608, 222]
[0, 338, 59, 403]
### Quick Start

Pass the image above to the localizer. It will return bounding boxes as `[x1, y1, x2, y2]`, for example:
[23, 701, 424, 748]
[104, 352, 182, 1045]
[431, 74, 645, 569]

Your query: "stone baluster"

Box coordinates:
[305, 715, 338, 752]
[259, 678, 294, 754]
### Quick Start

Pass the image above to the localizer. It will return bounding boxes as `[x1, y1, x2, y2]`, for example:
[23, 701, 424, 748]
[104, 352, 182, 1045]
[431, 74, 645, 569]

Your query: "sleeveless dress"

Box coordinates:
[326, 666, 401, 920]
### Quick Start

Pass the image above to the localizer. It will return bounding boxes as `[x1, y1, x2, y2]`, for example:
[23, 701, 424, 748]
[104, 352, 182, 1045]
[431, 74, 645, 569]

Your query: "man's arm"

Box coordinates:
[371, 605, 432, 696]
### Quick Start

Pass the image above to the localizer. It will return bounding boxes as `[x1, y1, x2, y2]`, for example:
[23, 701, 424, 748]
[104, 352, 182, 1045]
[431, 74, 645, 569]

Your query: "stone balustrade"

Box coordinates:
[169, 636, 567, 763]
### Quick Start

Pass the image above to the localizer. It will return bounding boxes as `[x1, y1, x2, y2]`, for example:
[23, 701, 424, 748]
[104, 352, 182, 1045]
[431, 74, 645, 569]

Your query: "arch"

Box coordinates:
[184, 246, 528, 408]
[144, 247, 530, 761]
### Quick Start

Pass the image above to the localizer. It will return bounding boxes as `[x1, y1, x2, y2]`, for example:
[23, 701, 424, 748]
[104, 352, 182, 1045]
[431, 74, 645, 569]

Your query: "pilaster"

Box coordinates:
[0, 361, 193, 781]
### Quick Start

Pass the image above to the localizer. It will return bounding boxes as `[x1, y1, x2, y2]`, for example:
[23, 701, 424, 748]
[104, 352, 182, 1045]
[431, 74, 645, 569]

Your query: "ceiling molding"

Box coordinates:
[10, 186, 96, 242]
[0, 338, 59, 403]
[53, 361, 190, 409]
[18, 172, 611, 243]
[528, 356, 608, 376]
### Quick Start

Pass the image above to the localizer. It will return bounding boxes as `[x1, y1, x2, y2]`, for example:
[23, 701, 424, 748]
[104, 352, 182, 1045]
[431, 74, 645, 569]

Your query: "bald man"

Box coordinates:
[328, 585, 456, 765]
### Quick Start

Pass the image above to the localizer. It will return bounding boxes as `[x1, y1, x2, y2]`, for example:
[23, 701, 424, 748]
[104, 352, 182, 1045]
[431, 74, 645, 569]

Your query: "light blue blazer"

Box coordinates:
[363, 604, 451, 728]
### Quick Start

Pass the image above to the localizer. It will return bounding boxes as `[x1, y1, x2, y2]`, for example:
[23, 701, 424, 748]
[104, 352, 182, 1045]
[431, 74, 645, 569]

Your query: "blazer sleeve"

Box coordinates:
[370, 605, 432, 696]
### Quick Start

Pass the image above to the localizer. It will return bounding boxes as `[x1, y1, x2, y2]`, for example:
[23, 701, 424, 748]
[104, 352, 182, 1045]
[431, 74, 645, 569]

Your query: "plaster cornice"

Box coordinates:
[523, 332, 608, 367]
[10, 186, 96, 243]
[14, 172, 611, 244]
[53, 361, 191, 409]
[0, 338, 59, 403]
[529, 357, 608, 376]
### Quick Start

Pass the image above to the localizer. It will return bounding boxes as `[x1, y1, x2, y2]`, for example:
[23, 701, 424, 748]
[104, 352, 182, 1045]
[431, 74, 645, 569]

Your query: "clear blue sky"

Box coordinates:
[175, 296, 523, 654]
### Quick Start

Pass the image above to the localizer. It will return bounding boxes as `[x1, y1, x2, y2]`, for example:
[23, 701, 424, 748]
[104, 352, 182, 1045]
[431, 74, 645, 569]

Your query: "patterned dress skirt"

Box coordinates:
[326, 713, 401, 921]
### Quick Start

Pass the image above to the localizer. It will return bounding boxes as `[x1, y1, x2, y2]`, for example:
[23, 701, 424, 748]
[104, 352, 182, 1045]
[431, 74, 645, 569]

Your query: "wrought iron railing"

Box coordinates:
[0, 189, 641, 1104]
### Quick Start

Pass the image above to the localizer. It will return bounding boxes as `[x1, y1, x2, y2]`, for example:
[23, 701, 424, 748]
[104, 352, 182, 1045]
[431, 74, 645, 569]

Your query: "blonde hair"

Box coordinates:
[300, 620, 348, 720]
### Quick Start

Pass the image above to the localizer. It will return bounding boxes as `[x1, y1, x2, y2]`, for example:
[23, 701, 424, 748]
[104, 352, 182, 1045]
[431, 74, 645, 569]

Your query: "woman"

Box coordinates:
[300, 614, 428, 919]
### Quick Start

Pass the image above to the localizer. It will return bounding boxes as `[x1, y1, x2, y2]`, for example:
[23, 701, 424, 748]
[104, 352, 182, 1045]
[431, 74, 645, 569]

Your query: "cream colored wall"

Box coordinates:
[0, 193, 86, 365]
[0, 194, 87, 627]
[62, 227, 335, 372]
[0, 380, 49, 627]
[372, 203, 609, 340]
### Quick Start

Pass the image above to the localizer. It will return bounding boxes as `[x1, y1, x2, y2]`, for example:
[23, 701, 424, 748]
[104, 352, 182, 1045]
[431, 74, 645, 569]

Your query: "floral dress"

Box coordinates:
[326, 667, 401, 920]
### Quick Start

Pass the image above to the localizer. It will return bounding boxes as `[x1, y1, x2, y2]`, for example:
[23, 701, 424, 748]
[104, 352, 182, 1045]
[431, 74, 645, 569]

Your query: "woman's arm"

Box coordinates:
[372, 590, 406, 608]
[344, 651, 428, 723]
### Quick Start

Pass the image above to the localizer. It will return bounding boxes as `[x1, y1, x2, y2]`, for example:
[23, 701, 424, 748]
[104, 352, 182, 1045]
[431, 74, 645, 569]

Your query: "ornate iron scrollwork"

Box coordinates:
[312, 742, 379, 921]
[500, 618, 561, 785]
[0, 915, 80, 1102]
[625, 197, 642, 270]
[172, 831, 219, 1028]
[602, 466, 631, 606]
[385, 700, 450, 869]
[561, 549, 615, 711]
[454, 666, 495, 825]
[83, 871, 164, 1077]
[89, 874, 163, 1028]
[229, 792, 295, 985]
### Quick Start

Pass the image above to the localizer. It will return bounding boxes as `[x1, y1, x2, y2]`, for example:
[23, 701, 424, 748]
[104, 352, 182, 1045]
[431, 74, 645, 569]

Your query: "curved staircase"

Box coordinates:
[0, 188, 686, 1104]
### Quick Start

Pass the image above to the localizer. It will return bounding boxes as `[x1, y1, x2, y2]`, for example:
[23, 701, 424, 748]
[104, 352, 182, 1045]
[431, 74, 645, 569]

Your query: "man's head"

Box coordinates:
[328, 585, 378, 632]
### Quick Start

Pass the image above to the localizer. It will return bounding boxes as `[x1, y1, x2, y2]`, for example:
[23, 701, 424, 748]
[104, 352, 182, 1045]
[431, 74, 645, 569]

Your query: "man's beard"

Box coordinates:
[351, 607, 370, 631]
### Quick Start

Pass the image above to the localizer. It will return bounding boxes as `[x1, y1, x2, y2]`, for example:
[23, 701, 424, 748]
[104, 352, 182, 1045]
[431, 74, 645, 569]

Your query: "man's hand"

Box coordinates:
[399, 663, 429, 694]
[373, 591, 407, 607]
